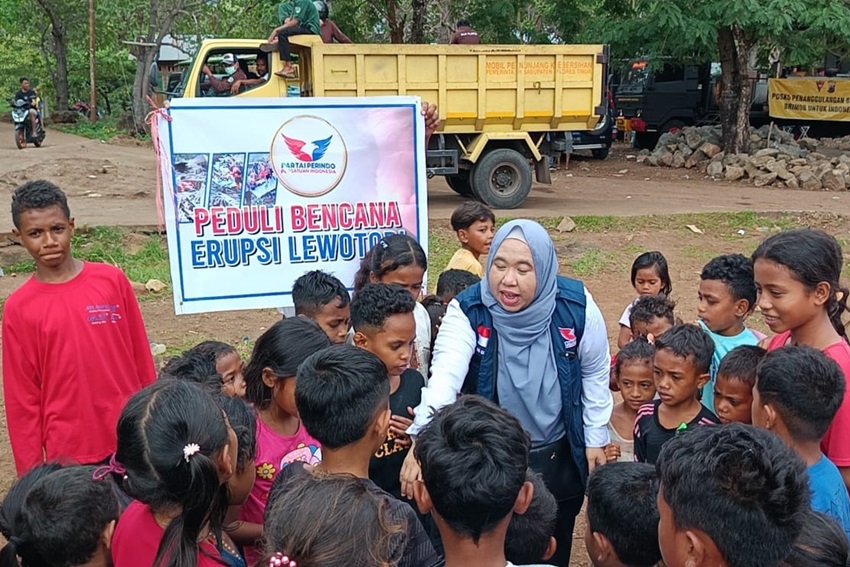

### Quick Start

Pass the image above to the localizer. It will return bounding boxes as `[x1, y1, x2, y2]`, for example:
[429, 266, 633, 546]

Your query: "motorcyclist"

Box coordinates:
[315, 1, 352, 44]
[14, 77, 40, 134]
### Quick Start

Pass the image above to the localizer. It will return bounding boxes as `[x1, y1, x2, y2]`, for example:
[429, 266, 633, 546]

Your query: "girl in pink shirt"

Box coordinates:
[753, 229, 850, 489]
[234, 317, 333, 564]
[111, 379, 239, 567]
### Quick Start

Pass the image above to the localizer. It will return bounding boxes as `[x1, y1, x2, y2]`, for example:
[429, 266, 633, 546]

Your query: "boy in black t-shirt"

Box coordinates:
[351, 283, 424, 500]
[634, 325, 720, 464]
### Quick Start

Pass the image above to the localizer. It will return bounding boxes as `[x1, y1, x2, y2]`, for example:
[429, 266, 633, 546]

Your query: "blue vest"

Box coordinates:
[455, 276, 589, 483]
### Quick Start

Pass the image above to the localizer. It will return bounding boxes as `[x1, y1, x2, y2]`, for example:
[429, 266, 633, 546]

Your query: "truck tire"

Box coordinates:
[470, 148, 532, 209]
[591, 147, 610, 159]
[446, 173, 474, 197]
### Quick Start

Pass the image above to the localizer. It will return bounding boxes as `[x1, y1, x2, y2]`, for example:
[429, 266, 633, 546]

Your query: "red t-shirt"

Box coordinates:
[112, 501, 226, 566]
[768, 331, 850, 466]
[2, 262, 156, 474]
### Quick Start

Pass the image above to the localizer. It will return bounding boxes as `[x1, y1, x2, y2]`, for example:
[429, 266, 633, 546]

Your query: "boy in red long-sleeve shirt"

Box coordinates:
[2, 180, 156, 475]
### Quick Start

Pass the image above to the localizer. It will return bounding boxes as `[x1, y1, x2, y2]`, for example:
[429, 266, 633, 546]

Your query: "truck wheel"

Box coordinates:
[591, 148, 610, 159]
[470, 149, 532, 209]
[445, 173, 473, 197]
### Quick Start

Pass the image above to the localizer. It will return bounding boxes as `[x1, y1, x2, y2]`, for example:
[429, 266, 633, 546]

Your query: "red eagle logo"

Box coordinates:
[558, 327, 576, 342]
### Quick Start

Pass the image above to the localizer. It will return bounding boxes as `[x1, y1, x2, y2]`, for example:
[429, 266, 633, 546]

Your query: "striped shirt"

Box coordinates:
[634, 400, 719, 464]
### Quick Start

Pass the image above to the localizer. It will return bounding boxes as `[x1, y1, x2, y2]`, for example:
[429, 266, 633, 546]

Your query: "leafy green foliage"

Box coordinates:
[588, 0, 850, 71]
[53, 116, 131, 140]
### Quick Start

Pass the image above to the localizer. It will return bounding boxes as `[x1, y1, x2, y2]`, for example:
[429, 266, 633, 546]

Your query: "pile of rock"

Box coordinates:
[642, 125, 849, 190]
[819, 136, 850, 152]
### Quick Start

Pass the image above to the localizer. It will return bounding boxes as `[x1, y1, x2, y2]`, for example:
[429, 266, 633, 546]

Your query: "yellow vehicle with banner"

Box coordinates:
[166, 37, 609, 208]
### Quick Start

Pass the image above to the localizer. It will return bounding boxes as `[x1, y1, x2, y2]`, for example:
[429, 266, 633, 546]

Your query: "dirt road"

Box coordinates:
[2, 121, 849, 234]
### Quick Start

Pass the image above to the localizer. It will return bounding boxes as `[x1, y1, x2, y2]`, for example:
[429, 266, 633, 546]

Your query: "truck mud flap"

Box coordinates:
[535, 157, 552, 185]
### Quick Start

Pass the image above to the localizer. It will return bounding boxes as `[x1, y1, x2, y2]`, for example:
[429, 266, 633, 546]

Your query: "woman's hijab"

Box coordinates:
[481, 220, 563, 445]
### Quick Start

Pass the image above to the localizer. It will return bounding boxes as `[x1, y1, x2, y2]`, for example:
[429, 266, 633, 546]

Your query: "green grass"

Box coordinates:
[680, 244, 717, 261]
[4, 226, 170, 288]
[53, 116, 151, 142]
[53, 117, 124, 140]
[2, 222, 469, 314]
[621, 243, 649, 256]
[551, 211, 805, 234]
[159, 334, 255, 362]
[0, 210, 821, 316]
[427, 226, 460, 291]
[566, 248, 615, 277]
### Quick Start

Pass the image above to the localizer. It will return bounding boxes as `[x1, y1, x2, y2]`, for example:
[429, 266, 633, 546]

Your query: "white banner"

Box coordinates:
[156, 97, 428, 314]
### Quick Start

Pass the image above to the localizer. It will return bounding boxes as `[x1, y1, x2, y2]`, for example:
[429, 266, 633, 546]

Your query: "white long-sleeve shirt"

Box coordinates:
[407, 289, 613, 448]
[412, 301, 431, 380]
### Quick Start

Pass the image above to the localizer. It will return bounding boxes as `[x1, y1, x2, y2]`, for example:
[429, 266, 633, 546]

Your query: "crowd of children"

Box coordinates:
[4, 178, 850, 567]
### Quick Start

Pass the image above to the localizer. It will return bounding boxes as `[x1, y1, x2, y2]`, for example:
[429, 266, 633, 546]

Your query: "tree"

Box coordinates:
[92, 0, 205, 133]
[32, 0, 87, 111]
[0, 0, 48, 100]
[587, 0, 850, 153]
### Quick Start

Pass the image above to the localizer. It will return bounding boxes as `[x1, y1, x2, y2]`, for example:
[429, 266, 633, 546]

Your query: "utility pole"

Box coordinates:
[88, 0, 97, 123]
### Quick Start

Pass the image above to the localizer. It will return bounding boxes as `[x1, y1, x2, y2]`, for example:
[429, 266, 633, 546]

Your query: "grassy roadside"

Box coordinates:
[0, 210, 835, 356]
[52, 117, 151, 143]
[0, 210, 832, 296]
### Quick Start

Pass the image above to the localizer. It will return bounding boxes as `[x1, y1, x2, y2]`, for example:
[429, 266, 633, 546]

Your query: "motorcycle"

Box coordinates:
[10, 97, 45, 149]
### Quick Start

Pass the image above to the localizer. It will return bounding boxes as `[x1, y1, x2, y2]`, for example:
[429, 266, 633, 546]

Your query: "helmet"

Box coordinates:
[314, 0, 329, 20]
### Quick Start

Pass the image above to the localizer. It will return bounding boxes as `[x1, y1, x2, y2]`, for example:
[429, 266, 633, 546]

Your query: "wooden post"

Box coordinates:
[88, 0, 96, 123]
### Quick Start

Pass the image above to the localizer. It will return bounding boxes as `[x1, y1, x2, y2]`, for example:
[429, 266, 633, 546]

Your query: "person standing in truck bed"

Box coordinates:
[450, 19, 480, 44]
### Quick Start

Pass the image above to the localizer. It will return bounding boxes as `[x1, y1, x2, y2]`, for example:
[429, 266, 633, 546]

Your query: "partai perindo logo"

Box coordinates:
[270, 115, 348, 197]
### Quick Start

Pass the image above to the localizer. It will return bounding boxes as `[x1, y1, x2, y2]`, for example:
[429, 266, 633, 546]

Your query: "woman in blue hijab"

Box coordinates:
[404, 219, 613, 566]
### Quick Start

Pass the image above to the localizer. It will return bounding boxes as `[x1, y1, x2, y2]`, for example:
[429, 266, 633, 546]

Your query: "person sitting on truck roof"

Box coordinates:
[201, 53, 247, 96]
[264, 0, 321, 79]
[231, 55, 270, 95]
[450, 19, 481, 44]
[315, 0, 352, 44]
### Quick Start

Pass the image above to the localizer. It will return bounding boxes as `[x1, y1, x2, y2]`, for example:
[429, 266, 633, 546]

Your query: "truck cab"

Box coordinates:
[615, 60, 715, 149]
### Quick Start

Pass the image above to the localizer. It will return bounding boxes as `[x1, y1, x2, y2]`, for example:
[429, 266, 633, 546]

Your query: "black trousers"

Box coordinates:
[277, 27, 312, 62]
[528, 437, 586, 566]
[548, 494, 584, 566]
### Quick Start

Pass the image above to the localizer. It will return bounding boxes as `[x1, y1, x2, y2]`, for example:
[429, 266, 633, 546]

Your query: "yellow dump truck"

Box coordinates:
[167, 37, 609, 208]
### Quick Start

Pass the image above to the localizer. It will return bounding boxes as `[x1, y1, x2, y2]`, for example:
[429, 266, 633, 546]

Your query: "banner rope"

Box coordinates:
[145, 95, 173, 231]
